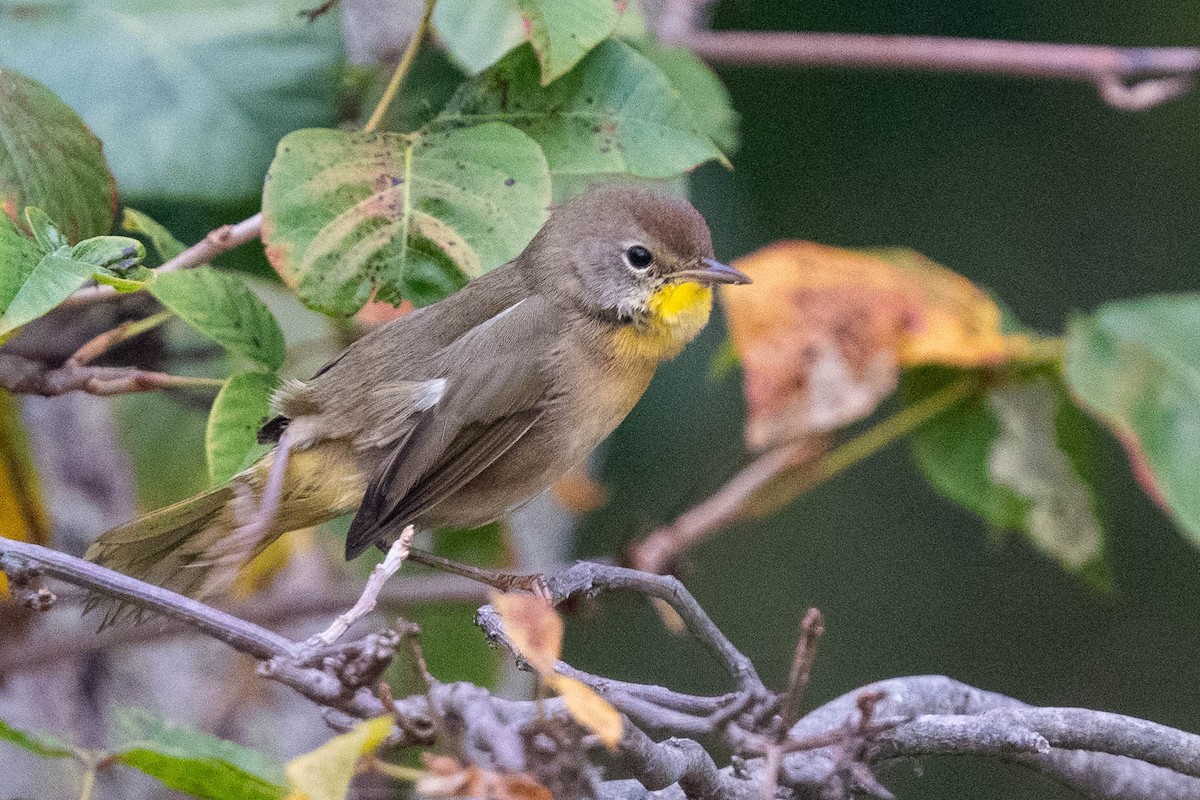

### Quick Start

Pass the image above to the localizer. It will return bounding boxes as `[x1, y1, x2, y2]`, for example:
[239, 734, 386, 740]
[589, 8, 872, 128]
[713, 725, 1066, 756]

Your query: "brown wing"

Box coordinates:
[344, 297, 559, 558]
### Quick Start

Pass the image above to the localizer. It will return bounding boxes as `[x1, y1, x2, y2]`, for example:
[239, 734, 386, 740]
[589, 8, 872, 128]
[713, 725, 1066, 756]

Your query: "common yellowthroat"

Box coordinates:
[86, 184, 749, 621]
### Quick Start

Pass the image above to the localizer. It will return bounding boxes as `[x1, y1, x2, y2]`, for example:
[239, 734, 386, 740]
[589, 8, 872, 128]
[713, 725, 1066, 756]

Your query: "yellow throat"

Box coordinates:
[614, 282, 714, 360]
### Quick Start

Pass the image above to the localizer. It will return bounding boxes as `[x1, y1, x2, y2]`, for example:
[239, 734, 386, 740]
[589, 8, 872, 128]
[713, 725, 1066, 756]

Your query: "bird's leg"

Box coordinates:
[302, 524, 416, 652]
[406, 548, 550, 599]
[228, 431, 293, 554]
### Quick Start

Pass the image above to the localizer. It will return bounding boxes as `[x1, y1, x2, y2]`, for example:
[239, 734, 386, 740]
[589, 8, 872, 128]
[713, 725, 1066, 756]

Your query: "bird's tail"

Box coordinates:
[84, 443, 366, 628]
[85, 468, 276, 628]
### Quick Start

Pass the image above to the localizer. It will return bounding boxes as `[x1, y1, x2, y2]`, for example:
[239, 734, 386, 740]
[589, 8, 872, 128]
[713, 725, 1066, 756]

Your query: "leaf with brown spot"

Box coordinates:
[720, 241, 1020, 450]
[261, 124, 550, 316]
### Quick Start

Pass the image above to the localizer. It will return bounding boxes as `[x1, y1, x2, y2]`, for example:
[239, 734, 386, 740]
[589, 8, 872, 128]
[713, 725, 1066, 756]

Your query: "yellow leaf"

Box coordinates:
[0, 391, 49, 598]
[491, 592, 562, 674]
[720, 242, 1018, 450]
[545, 674, 623, 750]
[285, 715, 393, 800]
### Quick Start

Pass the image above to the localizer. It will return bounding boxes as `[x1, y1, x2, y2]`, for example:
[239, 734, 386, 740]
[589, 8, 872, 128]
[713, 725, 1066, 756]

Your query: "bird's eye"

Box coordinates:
[624, 245, 654, 270]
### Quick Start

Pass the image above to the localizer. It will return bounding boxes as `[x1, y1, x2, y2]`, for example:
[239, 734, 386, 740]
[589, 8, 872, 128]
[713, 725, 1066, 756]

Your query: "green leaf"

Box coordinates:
[906, 367, 1105, 574]
[262, 123, 550, 315]
[907, 367, 1029, 530]
[71, 235, 146, 271]
[149, 268, 286, 371]
[438, 40, 725, 179]
[1065, 294, 1200, 545]
[0, 1, 341, 202]
[516, 0, 623, 84]
[0, 718, 74, 759]
[123, 208, 187, 261]
[0, 214, 46, 313]
[0, 69, 115, 242]
[115, 708, 287, 800]
[24, 207, 69, 252]
[0, 250, 95, 336]
[627, 40, 739, 155]
[433, 0, 527, 74]
[206, 371, 276, 484]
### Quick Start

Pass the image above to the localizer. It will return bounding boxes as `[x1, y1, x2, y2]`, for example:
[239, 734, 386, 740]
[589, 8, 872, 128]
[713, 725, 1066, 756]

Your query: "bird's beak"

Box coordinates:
[672, 258, 752, 285]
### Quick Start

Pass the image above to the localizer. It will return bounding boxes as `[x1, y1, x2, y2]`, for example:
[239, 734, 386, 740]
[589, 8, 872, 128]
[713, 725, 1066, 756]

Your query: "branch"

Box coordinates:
[673, 31, 1199, 111]
[66, 213, 263, 306]
[6, 536, 1200, 800]
[0, 352, 225, 398]
[0, 573, 487, 676]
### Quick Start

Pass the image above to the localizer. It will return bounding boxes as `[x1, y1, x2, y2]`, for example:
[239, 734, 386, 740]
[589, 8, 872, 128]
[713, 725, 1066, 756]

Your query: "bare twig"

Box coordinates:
[0, 353, 225, 398]
[65, 311, 174, 368]
[65, 213, 263, 305]
[306, 525, 415, 648]
[631, 376, 976, 575]
[629, 439, 820, 575]
[0, 574, 487, 676]
[778, 608, 825, 734]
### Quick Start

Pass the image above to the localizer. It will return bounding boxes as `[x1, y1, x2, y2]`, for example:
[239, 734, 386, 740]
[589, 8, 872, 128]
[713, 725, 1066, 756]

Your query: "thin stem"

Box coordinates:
[814, 374, 977, 483]
[77, 765, 96, 800]
[66, 311, 174, 367]
[0, 352, 225, 398]
[66, 214, 263, 306]
[363, 0, 438, 133]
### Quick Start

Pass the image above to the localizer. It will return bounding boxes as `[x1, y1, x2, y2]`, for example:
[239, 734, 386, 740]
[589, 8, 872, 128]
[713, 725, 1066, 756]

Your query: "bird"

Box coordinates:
[85, 184, 750, 623]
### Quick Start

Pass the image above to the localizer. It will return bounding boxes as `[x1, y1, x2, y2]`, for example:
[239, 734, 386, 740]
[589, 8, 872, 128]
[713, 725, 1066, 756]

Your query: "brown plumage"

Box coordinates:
[86, 184, 749, 624]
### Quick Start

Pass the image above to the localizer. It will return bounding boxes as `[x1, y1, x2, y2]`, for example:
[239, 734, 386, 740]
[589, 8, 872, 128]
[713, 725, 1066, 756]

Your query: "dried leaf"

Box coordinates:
[867, 248, 1015, 367]
[545, 674, 623, 750]
[416, 754, 551, 800]
[492, 592, 562, 673]
[285, 716, 392, 800]
[492, 593, 624, 749]
[721, 241, 1017, 450]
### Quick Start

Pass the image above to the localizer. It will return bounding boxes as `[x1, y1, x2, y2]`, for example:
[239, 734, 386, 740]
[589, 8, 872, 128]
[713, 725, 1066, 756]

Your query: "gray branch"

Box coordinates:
[655, 0, 1200, 112]
[4, 536, 1199, 800]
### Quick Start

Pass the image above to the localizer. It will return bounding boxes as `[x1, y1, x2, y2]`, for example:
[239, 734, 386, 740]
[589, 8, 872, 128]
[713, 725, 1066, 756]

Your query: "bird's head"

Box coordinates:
[523, 184, 749, 356]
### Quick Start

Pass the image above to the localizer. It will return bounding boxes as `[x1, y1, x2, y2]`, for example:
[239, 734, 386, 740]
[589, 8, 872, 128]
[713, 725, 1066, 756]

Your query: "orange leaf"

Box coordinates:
[721, 242, 1015, 450]
[865, 248, 1015, 367]
[492, 592, 562, 674]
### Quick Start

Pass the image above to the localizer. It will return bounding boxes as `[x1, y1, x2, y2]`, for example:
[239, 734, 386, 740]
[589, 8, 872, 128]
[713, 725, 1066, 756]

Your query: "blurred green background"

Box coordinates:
[568, 3, 1200, 798]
